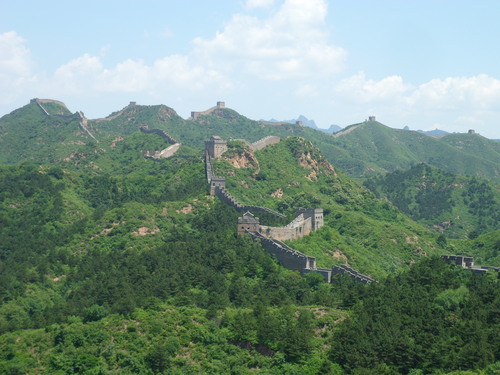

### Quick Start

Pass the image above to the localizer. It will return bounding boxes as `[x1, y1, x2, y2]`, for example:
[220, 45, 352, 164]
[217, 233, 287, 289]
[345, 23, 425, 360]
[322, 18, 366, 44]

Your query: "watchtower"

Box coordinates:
[205, 135, 228, 158]
[217, 101, 225, 108]
[368, 116, 376, 121]
[238, 212, 260, 235]
[210, 176, 226, 196]
[297, 208, 324, 231]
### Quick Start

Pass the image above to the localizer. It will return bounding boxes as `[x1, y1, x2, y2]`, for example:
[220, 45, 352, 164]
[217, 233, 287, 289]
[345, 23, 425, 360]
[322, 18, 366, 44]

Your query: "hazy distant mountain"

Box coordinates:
[325, 124, 343, 133]
[269, 115, 343, 134]
[284, 114, 318, 129]
[417, 129, 450, 137]
[403, 125, 450, 137]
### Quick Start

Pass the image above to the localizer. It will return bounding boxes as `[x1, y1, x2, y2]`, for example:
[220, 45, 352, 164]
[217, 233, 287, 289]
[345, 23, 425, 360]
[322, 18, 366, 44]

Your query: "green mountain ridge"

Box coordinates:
[1, 99, 499, 374]
[313, 121, 500, 182]
[3, 99, 500, 185]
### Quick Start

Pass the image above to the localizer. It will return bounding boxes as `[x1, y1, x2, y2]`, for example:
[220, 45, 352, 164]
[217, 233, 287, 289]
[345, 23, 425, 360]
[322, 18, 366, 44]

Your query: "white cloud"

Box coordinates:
[410, 75, 500, 110]
[0, 31, 37, 104]
[336, 72, 412, 102]
[0, 31, 33, 77]
[48, 53, 228, 96]
[245, 0, 276, 10]
[193, 0, 346, 81]
[331, 72, 500, 137]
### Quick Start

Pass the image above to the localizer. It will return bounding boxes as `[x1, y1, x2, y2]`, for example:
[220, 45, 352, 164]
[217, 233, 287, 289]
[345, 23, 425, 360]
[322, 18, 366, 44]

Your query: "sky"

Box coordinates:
[1, 0, 500, 138]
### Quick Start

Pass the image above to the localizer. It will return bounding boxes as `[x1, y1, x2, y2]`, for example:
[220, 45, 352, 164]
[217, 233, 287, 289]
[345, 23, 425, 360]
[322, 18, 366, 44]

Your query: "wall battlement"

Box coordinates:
[140, 126, 177, 145]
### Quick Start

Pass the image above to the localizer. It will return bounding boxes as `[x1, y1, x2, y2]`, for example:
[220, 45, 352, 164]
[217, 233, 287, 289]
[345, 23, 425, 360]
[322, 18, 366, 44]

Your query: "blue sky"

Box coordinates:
[2, 0, 500, 138]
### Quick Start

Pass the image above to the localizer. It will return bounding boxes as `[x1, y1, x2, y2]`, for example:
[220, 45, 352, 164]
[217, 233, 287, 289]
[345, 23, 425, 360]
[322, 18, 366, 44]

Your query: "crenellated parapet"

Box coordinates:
[190, 101, 226, 120]
[140, 126, 180, 159]
[331, 264, 374, 284]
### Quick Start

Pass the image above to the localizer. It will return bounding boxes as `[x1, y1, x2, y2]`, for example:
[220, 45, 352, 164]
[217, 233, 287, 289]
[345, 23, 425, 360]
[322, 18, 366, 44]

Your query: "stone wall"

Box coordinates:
[250, 231, 316, 272]
[140, 126, 179, 160]
[190, 101, 225, 120]
[31, 99, 97, 141]
[259, 214, 313, 242]
[250, 136, 281, 151]
[140, 126, 177, 145]
[331, 264, 374, 284]
[143, 143, 181, 159]
[205, 135, 372, 284]
[441, 255, 500, 275]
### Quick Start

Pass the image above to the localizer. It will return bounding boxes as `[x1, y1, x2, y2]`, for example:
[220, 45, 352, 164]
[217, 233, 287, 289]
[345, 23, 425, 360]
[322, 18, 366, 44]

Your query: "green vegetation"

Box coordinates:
[364, 164, 500, 238]
[311, 122, 500, 183]
[0, 100, 498, 374]
[330, 257, 500, 374]
[213, 137, 444, 278]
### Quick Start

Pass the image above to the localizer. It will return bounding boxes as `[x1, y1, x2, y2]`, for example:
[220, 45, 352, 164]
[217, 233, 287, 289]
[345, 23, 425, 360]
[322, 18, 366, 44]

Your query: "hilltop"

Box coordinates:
[311, 120, 500, 182]
[3, 99, 500, 184]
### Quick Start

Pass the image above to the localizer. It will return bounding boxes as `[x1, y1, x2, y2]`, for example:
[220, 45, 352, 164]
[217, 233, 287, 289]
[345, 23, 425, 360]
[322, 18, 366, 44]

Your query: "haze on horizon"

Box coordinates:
[1, 0, 500, 138]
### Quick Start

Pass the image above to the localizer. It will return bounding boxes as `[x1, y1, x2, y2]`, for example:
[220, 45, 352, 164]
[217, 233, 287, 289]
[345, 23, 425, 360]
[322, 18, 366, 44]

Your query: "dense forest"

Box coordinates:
[0, 101, 499, 373]
[364, 164, 500, 238]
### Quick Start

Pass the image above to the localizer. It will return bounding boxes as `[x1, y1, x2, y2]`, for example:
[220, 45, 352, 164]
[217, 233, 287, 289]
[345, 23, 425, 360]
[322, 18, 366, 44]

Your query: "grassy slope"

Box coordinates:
[212, 138, 444, 279]
[0, 102, 88, 164]
[311, 122, 500, 182]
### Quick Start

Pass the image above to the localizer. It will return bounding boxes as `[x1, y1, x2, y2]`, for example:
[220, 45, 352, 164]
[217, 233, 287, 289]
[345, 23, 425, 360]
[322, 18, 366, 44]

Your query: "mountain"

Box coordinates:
[212, 137, 447, 278]
[275, 115, 343, 134]
[325, 124, 343, 133]
[416, 128, 450, 137]
[364, 163, 500, 238]
[311, 121, 500, 183]
[1, 99, 499, 374]
[0, 99, 89, 164]
[3, 100, 500, 184]
[0, 100, 309, 169]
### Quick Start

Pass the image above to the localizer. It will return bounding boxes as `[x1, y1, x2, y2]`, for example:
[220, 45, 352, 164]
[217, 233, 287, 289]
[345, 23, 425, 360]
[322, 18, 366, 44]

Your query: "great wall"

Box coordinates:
[204, 134, 374, 283]
[31, 99, 495, 281]
[140, 125, 181, 160]
[441, 255, 500, 274]
[31, 98, 97, 142]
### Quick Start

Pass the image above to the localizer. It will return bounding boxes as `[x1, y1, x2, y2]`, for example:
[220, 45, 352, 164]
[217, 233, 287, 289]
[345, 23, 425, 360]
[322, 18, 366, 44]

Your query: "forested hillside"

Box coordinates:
[0, 100, 499, 374]
[364, 164, 500, 239]
[212, 138, 448, 278]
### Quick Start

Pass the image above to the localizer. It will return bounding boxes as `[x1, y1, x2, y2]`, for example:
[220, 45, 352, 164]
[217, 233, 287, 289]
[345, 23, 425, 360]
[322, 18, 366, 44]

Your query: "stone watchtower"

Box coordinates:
[205, 136, 228, 159]
[297, 208, 324, 231]
[210, 176, 226, 196]
[237, 212, 260, 235]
